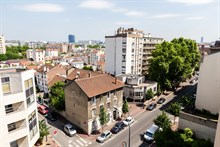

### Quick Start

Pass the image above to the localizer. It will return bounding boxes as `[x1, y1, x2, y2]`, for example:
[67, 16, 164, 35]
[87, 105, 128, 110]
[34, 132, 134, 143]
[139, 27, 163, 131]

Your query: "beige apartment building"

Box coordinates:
[0, 68, 39, 147]
[64, 73, 124, 134]
[0, 35, 6, 54]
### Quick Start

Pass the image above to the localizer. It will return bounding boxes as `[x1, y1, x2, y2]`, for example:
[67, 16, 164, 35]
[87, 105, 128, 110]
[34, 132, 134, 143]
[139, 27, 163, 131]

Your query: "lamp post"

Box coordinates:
[114, 107, 130, 147]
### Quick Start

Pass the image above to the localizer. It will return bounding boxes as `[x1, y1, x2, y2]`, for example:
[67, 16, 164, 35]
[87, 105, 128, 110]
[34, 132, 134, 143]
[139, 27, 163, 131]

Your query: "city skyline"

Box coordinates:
[1, 0, 220, 42]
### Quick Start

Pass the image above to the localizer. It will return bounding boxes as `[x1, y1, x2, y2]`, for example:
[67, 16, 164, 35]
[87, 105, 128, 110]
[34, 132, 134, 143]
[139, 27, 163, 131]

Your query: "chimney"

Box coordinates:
[115, 77, 117, 84]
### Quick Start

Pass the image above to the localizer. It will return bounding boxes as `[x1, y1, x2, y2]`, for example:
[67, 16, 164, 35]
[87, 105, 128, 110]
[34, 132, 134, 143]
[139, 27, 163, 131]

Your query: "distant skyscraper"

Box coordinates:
[0, 35, 6, 54]
[68, 34, 75, 43]
[201, 37, 204, 43]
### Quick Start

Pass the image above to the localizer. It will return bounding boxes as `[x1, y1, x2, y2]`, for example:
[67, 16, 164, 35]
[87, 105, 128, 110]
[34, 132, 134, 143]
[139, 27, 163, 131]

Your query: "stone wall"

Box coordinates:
[179, 111, 217, 142]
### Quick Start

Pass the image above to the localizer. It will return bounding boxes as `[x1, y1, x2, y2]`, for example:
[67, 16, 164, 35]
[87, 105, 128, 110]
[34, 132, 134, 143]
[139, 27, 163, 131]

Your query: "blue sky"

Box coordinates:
[1, 0, 219, 42]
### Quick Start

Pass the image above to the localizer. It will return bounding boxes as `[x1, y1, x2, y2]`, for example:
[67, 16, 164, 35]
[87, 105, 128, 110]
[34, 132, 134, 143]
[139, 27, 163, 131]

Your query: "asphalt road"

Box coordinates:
[90, 82, 197, 147]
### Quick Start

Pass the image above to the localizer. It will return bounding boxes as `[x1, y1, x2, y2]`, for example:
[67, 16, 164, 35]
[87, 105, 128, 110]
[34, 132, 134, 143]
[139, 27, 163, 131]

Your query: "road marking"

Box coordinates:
[72, 142, 80, 147]
[88, 142, 91, 144]
[76, 140, 84, 146]
[79, 137, 88, 144]
[68, 144, 73, 147]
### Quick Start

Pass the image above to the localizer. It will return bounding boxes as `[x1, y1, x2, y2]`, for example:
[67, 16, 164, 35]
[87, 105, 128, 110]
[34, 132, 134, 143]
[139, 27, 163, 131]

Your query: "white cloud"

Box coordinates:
[185, 16, 205, 20]
[167, 0, 214, 5]
[153, 13, 182, 18]
[18, 3, 64, 12]
[112, 8, 128, 13]
[125, 11, 145, 17]
[79, 0, 114, 9]
[114, 21, 136, 25]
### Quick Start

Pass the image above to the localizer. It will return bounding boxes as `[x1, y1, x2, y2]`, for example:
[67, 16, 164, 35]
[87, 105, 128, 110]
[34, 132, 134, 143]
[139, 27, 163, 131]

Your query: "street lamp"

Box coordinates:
[114, 107, 130, 147]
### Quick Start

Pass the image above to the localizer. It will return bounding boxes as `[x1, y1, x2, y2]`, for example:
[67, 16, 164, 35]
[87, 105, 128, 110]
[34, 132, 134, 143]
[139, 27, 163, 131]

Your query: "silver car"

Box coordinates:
[64, 124, 77, 136]
[96, 130, 112, 143]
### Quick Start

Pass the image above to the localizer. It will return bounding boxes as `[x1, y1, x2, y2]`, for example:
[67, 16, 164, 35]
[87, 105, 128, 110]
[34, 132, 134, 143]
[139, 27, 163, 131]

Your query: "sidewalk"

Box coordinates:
[34, 135, 61, 147]
[78, 95, 170, 142]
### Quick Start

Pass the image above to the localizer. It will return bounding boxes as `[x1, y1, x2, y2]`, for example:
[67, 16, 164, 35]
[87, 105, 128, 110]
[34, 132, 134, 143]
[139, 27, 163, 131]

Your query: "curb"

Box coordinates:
[52, 138, 61, 147]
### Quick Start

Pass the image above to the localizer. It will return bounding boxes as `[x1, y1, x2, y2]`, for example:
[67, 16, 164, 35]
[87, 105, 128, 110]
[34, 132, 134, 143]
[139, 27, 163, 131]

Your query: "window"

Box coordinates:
[10, 141, 18, 147]
[92, 108, 96, 117]
[114, 100, 117, 107]
[107, 102, 110, 109]
[25, 78, 34, 107]
[91, 97, 96, 104]
[1, 77, 10, 94]
[5, 104, 13, 114]
[28, 111, 37, 139]
[154, 87, 156, 92]
[8, 123, 16, 132]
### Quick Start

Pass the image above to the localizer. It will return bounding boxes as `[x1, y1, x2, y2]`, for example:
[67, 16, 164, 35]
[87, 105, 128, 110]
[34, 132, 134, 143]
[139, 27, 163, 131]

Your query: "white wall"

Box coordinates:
[196, 53, 220, 114]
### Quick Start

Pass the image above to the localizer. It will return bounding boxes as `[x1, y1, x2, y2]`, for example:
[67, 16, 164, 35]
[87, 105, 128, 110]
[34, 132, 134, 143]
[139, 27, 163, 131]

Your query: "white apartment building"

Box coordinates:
[26, 49, 45, 63]
[105, 28, 163, 75]
[105, 28, 144, 75]
[45, 49, 58, 57]
[89, 50, 105, 65]
[0, 35, 6, 54]
[117, 74, 157, 101]
[0, 68, 39, 147]
[142, 35, 163, 75]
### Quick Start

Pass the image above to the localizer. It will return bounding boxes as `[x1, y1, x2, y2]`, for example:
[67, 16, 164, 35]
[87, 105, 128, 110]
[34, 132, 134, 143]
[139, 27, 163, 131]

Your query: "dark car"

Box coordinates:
[111, 122, 125, 134]
[147, 103, 157, 111]
[157, 98, 166, 104]
[45, 112, 57, 121]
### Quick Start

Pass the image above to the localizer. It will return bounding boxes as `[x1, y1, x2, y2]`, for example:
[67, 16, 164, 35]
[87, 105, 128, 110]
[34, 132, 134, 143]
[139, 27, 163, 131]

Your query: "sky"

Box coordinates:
[0, 0, 220, 42]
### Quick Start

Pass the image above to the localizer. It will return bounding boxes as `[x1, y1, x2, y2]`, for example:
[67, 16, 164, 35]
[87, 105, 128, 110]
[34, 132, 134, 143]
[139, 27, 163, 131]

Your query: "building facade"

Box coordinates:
[68, 34, 75, 43]
[64, 74, 124, 134]
[105, 28, 163, 75]
[117, 74, 157, 101]
[0, 68, 39, 147]
[0, 35, 6, 54]
[26, 49, 45, 63]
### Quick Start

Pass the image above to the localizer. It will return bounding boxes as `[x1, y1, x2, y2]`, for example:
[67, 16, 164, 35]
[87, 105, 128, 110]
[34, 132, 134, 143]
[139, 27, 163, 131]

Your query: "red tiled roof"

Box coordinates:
[75, 74, 124, 98]
[67, 68, 102, 80]
[48, 75, 65, 87]
[36, 64, 54, 72]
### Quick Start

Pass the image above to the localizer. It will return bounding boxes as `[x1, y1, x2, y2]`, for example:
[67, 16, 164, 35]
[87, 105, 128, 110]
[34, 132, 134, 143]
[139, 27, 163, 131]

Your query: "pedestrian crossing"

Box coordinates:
[68, 137, 92, 147]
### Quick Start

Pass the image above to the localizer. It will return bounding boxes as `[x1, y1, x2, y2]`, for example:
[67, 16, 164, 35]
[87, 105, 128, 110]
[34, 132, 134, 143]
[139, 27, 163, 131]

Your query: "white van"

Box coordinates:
[144, 125, 159, 142]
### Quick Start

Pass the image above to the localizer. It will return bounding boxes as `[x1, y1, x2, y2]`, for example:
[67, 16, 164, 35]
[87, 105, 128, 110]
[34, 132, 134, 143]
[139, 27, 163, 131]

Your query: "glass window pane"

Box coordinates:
[2, 83, 10, 93]
[25, 80, 29, 89]
[29, 79, 33, 87]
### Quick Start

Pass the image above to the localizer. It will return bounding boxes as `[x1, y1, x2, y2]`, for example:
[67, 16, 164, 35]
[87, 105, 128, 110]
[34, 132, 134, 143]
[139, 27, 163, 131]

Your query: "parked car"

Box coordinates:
[45, 112, 57, 121]
[123, 117, 134, 126]
[96, 130, 112, 143]
[144, 125, 159, 142]
[38, 104, 49, 115]
[157, 98, 166, 104]
[111, 121, 125, 134]
[64, 124, 77, 136]
[146, 103, 157, 111]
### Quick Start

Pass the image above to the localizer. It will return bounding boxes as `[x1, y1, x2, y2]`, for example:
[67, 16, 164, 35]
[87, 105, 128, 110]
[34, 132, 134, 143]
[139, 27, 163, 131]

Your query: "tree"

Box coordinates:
[99, 107, 108, 133]
[146, 88, 154, 100]
[122, 100, 129, 116]
[149, 38, 200, 91]
[83, 66, 93, 71]
[180, 128, 194, 145]
[154, 111, 172, 130]
[49, 81, 65, 111]
[168, 102, 181, 123]
[39, 120, 50, 144]
[0, 54, 7, 61]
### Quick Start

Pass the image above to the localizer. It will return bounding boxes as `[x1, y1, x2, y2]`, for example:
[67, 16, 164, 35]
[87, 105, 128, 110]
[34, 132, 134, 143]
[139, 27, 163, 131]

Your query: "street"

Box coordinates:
[38, 113, 92, 147]
[38, 81, 197, 147]
[90, 82, 197, 147]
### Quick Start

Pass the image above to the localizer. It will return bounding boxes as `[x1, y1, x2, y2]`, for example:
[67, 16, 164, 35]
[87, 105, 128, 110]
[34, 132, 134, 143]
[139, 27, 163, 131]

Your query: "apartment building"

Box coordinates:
[36, 64, 71, 93]
[64, 73, 124, 134]
[105, 28, 163, 75]
[0, 35, 6, 54]
[117, 74, 157, 101]
[26, 49, 45, 63]
[46, 43, 68, 54]
[45, 49, 58, 57]
[0, 68, 39, 147]
[142, 35, 163, 75]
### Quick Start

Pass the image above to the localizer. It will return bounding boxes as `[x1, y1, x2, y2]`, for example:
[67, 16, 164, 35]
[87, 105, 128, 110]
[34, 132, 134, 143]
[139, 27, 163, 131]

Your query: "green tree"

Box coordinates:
[99, 107, 108, 133]
[122, 100, 129, 116]
[0, 54, 7, 61]
[49, 81, 65, 111]
[154, 111, 172, 130]
[168, 102, 181, 123]
[146, 88, 154, 100]
[149, 38, 200, 91]
[83, 66, 93, 71]
[180, 128, 194, 145]
[39, 120, 50, 144]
